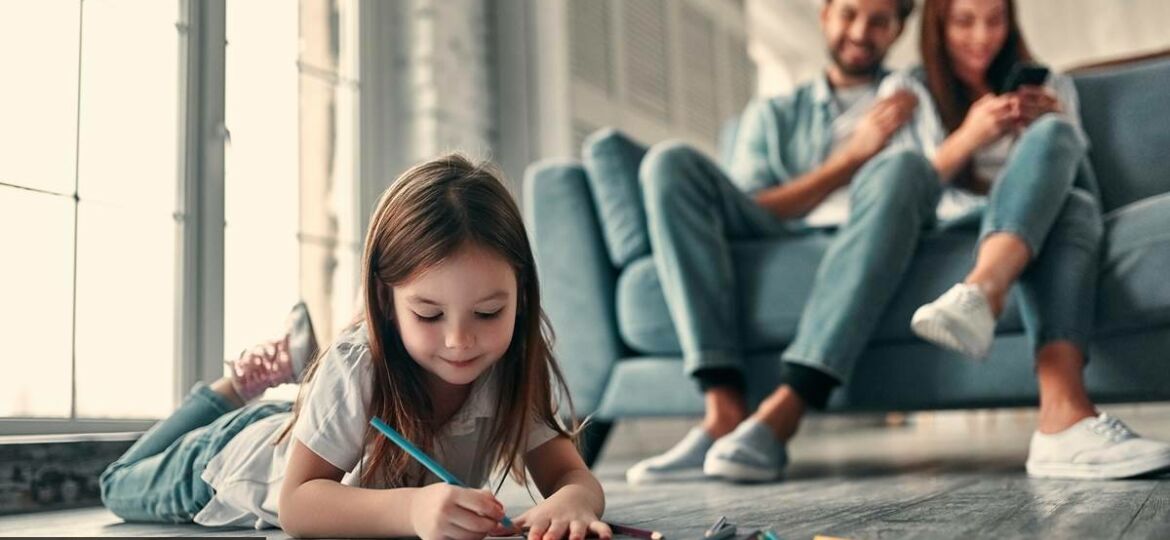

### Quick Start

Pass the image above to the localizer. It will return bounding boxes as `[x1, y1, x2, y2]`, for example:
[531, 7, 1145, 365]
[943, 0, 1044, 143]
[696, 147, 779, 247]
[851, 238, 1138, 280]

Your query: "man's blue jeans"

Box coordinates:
[640, 115, 1098, 402]
[99, 382, 290, 523]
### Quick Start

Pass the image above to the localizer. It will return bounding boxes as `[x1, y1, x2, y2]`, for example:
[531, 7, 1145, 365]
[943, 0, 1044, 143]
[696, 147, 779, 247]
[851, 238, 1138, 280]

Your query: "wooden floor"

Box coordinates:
[2, 405, 1168, 539]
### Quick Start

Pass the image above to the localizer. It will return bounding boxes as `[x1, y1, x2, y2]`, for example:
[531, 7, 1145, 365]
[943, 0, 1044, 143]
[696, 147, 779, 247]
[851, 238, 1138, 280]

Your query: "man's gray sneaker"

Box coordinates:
[626, 427, 715, 484]
[703, 418, 787, 482]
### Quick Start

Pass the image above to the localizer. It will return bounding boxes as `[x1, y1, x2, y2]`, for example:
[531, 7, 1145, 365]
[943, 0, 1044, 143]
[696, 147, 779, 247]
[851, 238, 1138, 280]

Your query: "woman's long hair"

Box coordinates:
[920, 0, 1033, 188]
[275, 154, 576, 488]
[921, 0, 1033, 132]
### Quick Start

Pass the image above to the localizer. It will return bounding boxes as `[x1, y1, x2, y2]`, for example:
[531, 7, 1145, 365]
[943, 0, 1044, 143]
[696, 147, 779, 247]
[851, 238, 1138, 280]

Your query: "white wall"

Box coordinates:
[525, 0, 755, 162]
[748, 0, 1170, 97]
[364, 0, 757, 189]
[357, 0, 496, 199]
[408, 0, 496, 160]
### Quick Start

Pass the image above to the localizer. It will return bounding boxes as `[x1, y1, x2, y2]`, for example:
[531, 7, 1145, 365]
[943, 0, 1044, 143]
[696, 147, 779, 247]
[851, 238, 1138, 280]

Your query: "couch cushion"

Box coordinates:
[1097, 192, 1170, 335]
[596, 337, 1046, 417]
[1074, 58, 1170, 212]
[593, 328, 1170, 417]
[525, 159, 625, 413]
[581, 128, 652, 267]
[617, 226, 1027, 355]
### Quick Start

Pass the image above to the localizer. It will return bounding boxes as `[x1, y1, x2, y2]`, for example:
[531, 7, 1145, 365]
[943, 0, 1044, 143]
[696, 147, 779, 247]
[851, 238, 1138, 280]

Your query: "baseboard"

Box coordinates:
[0, 436, 138, 516]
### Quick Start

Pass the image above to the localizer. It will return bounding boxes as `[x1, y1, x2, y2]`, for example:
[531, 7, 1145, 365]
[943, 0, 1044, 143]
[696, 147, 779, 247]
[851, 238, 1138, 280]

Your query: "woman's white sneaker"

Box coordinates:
[911, 283, 995, 360]
[1026, 412, 1170, 479]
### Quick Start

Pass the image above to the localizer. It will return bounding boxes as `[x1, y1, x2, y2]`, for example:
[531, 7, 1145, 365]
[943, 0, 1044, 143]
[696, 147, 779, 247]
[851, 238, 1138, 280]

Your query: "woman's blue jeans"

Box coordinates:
[975, 116, 1102, 352]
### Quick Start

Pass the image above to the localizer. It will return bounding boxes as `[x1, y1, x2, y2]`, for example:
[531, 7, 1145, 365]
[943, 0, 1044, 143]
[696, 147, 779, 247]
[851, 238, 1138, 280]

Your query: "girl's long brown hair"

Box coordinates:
[276, 154, 576, 489]
[920, 0, 1032, 189]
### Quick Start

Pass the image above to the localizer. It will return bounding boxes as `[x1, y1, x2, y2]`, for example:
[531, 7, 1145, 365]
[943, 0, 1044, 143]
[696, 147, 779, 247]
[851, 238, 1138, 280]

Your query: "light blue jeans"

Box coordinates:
[641, 114, 1098, 389]
[972, 116, 1101, 352]
[99, 382, 291, 523]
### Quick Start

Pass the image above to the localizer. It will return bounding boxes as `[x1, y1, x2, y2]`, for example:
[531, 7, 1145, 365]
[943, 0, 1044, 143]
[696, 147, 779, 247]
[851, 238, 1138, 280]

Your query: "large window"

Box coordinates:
[1, 0, 181, 421]
[223, 0, 360, 400]
[1, 0, 360, 430]
[223, 0, 301, 368]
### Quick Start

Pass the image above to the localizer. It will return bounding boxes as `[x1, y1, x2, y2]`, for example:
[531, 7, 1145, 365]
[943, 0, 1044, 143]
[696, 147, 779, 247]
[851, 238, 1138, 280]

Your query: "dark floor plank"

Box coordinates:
[1117, 478, 1170, 539]
[588, 458, 982, 539]
[839, 474, 1158, 540]
[985, 477, 1158, 539]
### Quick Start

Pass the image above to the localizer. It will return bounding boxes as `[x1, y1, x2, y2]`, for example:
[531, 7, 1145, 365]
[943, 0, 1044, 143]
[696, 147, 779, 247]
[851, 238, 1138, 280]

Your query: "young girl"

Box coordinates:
[101, 154, 611, 540]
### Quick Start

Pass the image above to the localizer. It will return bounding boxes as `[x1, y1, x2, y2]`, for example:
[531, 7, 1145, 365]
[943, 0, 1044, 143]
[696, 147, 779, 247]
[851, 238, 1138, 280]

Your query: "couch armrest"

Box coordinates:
[524, 159, 625, 416]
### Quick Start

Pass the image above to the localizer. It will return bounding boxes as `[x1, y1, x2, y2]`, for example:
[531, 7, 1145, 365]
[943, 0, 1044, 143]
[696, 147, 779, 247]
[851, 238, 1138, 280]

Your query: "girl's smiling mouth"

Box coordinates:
[440, 354, 481, 367]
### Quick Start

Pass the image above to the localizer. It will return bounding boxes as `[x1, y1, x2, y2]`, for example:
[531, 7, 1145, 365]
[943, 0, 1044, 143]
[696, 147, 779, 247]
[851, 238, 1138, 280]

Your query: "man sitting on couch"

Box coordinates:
[629, 0, 931, 483]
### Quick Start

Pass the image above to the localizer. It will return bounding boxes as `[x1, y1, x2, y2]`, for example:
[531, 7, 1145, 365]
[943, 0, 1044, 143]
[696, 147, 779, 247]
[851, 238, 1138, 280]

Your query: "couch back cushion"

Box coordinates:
[581, 129, 652, 267]
[1097, 192, 1170, 335]
[1074, 57, 1170, 212]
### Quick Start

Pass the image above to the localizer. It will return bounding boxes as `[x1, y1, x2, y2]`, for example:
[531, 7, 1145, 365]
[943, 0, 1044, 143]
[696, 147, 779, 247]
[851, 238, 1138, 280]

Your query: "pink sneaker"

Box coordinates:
[227, 302, 318, 402]
[284, 301, 318, 381]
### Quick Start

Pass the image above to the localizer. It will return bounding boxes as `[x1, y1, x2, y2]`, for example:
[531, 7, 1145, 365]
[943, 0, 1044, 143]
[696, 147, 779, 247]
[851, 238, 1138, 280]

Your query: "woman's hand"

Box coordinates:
[957, 93, 1018, 149]
[512, 487, 613, 540]
[409, 484, 507, 540]
[1012, 85, 1061, 128]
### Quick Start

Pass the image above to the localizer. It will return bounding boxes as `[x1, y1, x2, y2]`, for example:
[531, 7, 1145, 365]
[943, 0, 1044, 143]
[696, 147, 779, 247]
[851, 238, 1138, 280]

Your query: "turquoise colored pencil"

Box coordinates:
[369, 417, 515, 529]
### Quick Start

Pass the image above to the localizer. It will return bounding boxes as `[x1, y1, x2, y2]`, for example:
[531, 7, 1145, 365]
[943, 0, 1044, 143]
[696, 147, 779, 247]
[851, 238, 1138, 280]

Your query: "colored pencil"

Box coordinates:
[609, 522, 665, 540]
[370, 417, 515, 528]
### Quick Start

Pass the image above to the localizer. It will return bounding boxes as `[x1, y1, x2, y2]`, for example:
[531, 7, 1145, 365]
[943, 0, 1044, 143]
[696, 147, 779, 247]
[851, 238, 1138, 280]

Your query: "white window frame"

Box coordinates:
[0, 0, 226, 437]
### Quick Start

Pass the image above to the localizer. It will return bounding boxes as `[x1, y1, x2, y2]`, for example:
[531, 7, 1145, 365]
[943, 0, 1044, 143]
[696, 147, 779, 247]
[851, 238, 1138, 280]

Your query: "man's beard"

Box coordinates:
[829, 39, 883, 78]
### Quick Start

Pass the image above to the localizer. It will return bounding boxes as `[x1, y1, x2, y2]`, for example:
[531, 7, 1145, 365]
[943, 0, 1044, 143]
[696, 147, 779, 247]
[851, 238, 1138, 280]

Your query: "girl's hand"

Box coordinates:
[409, 484, 507, 540]
[957, 93, 1017, 149]
[513, 488, 613, 540]
[1013, 86, 1061, 127]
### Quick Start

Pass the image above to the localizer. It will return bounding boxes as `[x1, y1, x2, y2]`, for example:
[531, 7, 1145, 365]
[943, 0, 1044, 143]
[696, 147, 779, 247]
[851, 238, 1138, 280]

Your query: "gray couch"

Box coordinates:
[524, 58, 1170, 464]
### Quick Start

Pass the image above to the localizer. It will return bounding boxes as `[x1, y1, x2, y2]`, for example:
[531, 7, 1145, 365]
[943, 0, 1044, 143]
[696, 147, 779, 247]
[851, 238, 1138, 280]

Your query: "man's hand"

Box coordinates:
[842, 90, 918, 163]
[751, 90, 917, 219]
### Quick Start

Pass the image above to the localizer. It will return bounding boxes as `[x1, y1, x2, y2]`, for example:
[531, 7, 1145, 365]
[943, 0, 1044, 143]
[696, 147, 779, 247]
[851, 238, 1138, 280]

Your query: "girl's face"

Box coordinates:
[944, 0, 1009, 80]
[392, 244, 518, 391]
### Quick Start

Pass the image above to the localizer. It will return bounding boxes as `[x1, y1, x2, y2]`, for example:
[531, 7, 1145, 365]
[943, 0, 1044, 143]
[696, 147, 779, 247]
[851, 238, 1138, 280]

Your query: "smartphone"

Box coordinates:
[1000, 62, 1051, 93]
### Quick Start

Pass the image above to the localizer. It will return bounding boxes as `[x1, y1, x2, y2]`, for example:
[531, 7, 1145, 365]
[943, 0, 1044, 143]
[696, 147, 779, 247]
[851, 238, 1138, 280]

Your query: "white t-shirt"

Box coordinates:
[805, 83, 878, 227]
[193, 323, 560, 529]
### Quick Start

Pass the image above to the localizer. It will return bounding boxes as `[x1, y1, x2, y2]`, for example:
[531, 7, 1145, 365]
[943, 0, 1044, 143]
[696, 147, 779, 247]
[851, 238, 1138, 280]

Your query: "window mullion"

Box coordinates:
[69, 0, 85, 421]
[176, 0, 226, 408]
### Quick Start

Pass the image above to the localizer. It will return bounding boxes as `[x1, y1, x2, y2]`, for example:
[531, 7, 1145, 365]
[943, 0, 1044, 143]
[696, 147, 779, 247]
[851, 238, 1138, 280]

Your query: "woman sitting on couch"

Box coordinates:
[898, 0, 1170, 478]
